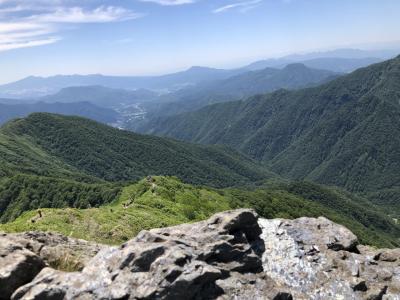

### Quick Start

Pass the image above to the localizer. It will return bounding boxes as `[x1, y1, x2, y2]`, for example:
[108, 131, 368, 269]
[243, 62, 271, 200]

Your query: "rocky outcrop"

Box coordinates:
[0, 231, 105, 299]
[1, 231, 105, 271]
[0, 237, 45, 300]
[260, 217, 400, 299]
[1, 210, 399, 300]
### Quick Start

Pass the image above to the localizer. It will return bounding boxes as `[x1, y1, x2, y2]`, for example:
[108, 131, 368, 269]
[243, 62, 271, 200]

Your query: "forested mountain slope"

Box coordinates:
[1, 176, 399, 248]
[210, 63, 338, 97]
[143, 56, 400, 213]
[0, 113, 276, 221]
[1, 113, 271, 186]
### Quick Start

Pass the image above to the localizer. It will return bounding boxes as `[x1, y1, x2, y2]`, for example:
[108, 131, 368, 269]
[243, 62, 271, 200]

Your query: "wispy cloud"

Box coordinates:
[0, 21, 58, 52]
[213, 0, 262, 14]
[139, 0, 196, 6]
[27, 6, 141, 23]
[0, 36, 60, 52]
[0, 1, 141, 52]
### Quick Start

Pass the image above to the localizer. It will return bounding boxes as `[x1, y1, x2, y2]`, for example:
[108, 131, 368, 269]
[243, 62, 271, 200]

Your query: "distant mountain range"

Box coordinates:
[41, 86, 161, 108]
[1, 49, 396, 150]
[0, 86, 168, 127]
[202, 63, 339, 97]
[0, 101, 119, 125]
[0, 48, 395, 99]
[141, 55, 400, 218]
[244, 57, 382, 73]
[131, 63, 341, 125]
[281, 48, 399, 60]
[0, 67, 243, 98]
[0, 64, 342, 129]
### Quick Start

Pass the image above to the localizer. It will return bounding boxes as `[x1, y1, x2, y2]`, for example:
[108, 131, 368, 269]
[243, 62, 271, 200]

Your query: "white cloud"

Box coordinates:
[213, 0, 262, 14]
[0, 2, 142, 52]
[0, 28, 54, 43]
[0, 22, 45, 33]
[0, 37, 59, 52]
[28, 6, 142, 23]
[139, 0, 195, 6]
[0, 5, 33, 13]
[0, 21, 58, 52]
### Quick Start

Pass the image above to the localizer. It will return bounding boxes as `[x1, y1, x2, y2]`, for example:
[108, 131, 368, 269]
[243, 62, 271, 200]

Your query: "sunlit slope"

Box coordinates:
[1, 176, 399, 248]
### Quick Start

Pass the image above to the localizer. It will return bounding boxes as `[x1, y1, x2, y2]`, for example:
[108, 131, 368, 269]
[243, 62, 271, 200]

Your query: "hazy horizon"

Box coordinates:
[1, 0, 400, 84]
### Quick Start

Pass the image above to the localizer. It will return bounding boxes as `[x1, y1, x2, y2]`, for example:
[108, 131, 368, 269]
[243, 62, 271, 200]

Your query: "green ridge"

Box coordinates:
[0, 113, 276, 220]
[2, 113, 272, 186]
[0, 174, 121, 223]
[1, 176, 399, 248]
[0, 177, 231, 244]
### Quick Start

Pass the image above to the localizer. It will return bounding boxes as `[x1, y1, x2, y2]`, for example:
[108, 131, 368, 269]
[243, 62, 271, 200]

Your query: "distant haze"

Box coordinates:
[0, 0, 400, 83]
[0, 52, 391, 99]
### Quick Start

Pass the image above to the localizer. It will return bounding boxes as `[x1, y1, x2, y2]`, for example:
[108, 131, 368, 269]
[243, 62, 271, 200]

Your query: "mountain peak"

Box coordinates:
[188, 66, 209, 70]
[186, 66, 221, 73]
[283, 63, 309, 70]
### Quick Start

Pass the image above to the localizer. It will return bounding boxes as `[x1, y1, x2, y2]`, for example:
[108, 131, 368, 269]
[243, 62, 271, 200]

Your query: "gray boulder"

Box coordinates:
[12, 209, 281, 300]
[0, 237, 45, 300]
[1, 231, 105, 271]
[259, 217, 400, 299]
[1, 210, 399, 300]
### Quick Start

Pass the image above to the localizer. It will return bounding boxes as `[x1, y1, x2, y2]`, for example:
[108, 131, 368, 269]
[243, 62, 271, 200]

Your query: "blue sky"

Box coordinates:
[0, 0, 399, 83]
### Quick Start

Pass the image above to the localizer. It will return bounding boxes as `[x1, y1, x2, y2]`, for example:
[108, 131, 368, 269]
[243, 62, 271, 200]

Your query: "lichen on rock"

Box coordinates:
[0, 209, 399, 300]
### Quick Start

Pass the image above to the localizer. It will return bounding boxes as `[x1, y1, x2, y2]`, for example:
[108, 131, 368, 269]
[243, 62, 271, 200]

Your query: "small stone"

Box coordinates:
[352, 280, 368, 292]
[375, 249, 400, 262]
[377, 269, 393, 281]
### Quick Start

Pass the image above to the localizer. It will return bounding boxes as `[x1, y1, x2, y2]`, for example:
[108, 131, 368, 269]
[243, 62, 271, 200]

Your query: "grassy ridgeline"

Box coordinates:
[1, 176, 399, 248]
[0, 174, 121, 223]
[0, 177, 231, 244]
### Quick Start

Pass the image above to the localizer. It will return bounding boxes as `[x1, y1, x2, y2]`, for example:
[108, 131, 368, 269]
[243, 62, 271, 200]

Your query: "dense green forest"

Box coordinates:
[0, 112, 275, 221]
[141, 56, 400, 216]
[0, 175, 121, 222]
[1, 113, 272, 186]
[1, 176, 398, 248]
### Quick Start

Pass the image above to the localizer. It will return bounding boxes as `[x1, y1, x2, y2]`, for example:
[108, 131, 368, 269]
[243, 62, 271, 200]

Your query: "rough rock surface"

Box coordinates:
[0, 231, 105, 299]
[0, 210, 399, 300]
[1, 231, 105, 270]
[0, 237, 45, 300]
[259, 217, 400, 299]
